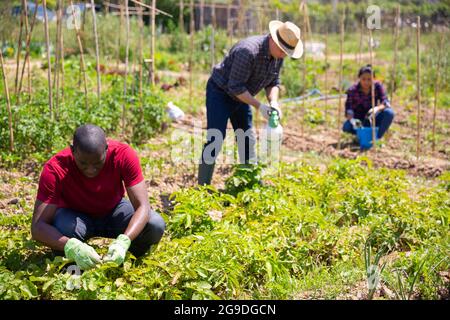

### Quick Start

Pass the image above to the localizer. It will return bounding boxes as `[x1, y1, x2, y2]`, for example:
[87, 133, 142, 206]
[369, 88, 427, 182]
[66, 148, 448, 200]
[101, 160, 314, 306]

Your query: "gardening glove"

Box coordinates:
[367, 106, 380, 119]
[64, 238, 102, 270]
[269, 101, 283, 119]
[259, 103, 282, 121]
[104, 234, 131, 266]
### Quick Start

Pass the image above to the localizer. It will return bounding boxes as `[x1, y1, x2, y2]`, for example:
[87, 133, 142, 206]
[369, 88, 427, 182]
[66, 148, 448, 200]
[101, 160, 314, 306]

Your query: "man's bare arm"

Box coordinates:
[31, 200, 69, 251]
[265, 86, 280, 104]
[235, 91, 262, 109]
[124, 181, 151, 241]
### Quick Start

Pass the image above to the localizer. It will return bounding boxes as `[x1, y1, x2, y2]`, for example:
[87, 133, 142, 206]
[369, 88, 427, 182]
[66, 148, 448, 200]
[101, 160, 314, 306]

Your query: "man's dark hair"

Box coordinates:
[358, 64, 375, 78]
[72, 124, 107, 154]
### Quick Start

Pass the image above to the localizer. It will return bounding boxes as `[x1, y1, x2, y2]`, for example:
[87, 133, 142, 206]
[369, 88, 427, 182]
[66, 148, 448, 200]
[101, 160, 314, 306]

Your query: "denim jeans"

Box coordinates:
[200, 78, 256, 165]
[53, 199, 166, 257]
[343, 108, 395, 139]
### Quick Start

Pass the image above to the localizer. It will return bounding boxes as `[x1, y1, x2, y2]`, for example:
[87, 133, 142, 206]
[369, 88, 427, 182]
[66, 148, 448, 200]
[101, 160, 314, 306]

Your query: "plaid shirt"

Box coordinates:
[345, 81, 391, 120]
[210, 35, 283, 98]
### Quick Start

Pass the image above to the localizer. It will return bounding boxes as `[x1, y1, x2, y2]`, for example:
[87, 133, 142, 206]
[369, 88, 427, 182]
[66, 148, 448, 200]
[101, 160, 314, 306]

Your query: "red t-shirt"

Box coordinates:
[36, 140, 144, 217]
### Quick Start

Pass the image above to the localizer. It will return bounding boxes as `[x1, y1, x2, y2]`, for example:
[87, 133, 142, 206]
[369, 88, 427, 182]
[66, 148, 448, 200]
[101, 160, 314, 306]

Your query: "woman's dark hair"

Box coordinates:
[358, 64, 375, 78]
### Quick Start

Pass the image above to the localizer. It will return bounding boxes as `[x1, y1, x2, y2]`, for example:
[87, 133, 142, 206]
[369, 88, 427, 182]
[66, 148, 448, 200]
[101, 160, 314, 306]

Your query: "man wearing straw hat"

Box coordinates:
[198, 21, 303, 185]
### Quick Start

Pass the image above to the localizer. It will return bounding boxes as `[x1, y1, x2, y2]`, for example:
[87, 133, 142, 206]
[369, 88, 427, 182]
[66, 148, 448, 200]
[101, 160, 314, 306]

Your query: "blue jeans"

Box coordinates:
[200, 78, 255, 164]
[343, 108, 395, 139]
[53, 199, 166, 257]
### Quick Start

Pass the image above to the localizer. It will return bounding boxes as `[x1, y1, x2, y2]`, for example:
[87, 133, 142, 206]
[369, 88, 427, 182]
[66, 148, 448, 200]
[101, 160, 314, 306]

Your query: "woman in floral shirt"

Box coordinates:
[343, 64, 395, 139]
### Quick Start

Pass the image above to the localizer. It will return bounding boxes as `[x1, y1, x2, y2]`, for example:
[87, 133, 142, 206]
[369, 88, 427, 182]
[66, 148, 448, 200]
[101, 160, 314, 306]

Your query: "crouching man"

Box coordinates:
[31, 124, 166, 270]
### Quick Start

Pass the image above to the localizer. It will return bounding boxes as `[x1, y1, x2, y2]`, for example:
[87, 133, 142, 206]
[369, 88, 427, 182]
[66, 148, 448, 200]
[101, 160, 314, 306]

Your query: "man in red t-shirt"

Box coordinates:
[31, 124, 165, 270]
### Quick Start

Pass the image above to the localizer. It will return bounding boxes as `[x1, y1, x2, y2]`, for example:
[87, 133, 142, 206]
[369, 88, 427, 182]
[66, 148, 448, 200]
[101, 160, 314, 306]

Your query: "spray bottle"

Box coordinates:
[261, 110, 283, 165]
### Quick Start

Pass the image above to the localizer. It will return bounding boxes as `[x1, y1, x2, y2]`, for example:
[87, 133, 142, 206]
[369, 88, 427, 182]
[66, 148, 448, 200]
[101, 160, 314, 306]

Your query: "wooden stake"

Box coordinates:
[150, 0, 156, 86]
[416, 16, 421, 160]
[324, 29, 328, 124]
[431, 34, 444, 152]
[358, 18, 364, 65]
[14, 0, 25, 97]
[117, 2, 123, 70]
[301, 1, 308, 136]
[179, 0, 184, 32]
[91, 0, 101, 101]
[369, 28, 376, 150]
[17, 0, 38, 101]
[189, 0, 194, 109]
[43, 0, 53, 119]
[54, 0, 63, 117]
[0, 49, 14, 152]
[23, 0, 32, 101]
[199, 0, 204, 29]
[122, 0, 130, 133]
[337, 12, 344, 149]
[211, 3, 216, 69]
[69, 0, 88, 110]
[390, 5, 400, 104]
[138, 5, 144, 109]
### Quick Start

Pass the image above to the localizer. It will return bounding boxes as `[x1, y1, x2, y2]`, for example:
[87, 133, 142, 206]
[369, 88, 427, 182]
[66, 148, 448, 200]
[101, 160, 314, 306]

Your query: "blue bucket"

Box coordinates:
[356, 127, 379, 150]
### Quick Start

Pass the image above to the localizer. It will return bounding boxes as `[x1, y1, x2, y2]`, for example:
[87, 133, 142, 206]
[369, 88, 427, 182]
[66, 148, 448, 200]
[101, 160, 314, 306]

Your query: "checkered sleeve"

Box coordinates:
[376, 82, 391, 108]
[227, 48, 254, 96]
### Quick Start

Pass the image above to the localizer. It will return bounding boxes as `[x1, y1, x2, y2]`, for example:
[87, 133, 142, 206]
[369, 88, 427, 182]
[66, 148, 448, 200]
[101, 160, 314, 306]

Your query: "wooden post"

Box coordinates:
[189, 0, 194, 109]
[60, 1, 65, 103]
[324, 29, 328, 124]
[122, 0, 130, 133]
[69, 0, 88, 110]
[301, 2, 307, 136]
[337, 12, 344, 149]
[432, 34, 444, 153]
[179, 0, 184, 32]
[227, 2, 232, 48]
[150, 0, 156, 86]
[0, 50, 14, 152]
[416, 16, 421, 160]
[390, 5, 400, 104]
[369, 28, 376, 150]
[91, 0, 101, 101]
[14, 0, 25, 97]
[199, 0, 204, 29]
[17, 0, 38, 101]
[43, 0, 53, 119]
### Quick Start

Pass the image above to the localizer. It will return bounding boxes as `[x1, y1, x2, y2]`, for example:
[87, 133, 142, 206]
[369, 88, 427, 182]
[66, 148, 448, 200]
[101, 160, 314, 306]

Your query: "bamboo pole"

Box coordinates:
[69, 0, 89, 110]
[43, 0, 53, 119]
[189, 0, 194, 109]
[122, 0, 130, 133]
[17, 0, 38, 101]
[416, 16, 421, 160]
[91, 0, 101, 101]
[0, 49, 14, 152]
[369, 28, 376, 150]
[390, 5, 400, 104]
[337, 12, 344, 149]
[432, 34, 444, 153]
[14, 0, 25, 97]
[150, 0, 156, 86]
[60, 3, 65, 103]
[227, 2, 232, 48]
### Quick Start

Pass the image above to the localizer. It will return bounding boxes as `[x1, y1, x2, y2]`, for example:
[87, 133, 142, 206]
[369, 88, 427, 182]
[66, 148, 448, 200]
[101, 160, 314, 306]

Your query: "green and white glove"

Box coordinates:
[64, 238, 102, 270]
[104, 234, 131, 266]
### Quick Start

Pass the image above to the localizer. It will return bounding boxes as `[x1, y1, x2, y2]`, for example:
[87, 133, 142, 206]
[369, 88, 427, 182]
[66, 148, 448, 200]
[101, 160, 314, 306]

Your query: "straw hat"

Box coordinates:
[269, 20, 303, 59]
